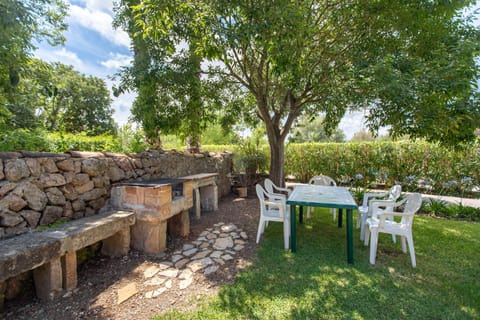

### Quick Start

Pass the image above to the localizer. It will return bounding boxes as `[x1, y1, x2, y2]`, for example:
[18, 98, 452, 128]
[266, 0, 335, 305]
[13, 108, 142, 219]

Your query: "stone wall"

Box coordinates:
[0, 150, 233, 240]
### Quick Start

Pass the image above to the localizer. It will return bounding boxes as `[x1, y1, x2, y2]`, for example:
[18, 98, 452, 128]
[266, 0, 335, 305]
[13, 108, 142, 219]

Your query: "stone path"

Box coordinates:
[117, 222, 247, 302]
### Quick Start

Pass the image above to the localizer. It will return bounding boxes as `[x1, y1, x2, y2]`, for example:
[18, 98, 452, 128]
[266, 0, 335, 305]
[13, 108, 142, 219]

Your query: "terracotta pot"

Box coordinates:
[237, 187, 247, 198]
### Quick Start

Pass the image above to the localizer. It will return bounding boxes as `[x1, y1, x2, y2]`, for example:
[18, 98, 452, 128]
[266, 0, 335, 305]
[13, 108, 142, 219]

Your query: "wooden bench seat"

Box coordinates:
[0, 210, 135, 305]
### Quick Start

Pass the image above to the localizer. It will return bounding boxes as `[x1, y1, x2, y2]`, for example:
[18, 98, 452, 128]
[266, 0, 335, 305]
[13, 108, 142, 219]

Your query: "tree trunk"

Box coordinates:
[267, 132, 286, 187]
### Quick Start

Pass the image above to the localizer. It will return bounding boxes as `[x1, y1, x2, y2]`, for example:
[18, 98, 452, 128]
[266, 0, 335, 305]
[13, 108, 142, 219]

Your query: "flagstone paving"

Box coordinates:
[126, 222, 248, 301]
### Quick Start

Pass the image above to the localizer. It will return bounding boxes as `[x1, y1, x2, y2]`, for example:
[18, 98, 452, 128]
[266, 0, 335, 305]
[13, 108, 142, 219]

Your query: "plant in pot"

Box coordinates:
[234, 138, 268, 196]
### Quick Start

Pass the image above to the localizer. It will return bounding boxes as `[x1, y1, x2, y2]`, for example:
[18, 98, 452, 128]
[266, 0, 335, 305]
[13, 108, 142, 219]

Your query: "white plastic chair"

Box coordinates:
[358, 185, 402, 241]
[364, 193, 422, 267]
[306, 175, 337, 220]
[264, 178, 292, 197]
[255, 184, 290, 250]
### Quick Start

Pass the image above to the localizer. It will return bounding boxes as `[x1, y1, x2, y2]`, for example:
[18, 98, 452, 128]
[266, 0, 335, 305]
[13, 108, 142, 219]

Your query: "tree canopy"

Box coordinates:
[290, 115, 346, 143]
[118, 0, 480, 185]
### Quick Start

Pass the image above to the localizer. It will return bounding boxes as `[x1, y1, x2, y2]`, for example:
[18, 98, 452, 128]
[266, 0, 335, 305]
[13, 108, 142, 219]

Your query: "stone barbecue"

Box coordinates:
[111, 178, 193, 254]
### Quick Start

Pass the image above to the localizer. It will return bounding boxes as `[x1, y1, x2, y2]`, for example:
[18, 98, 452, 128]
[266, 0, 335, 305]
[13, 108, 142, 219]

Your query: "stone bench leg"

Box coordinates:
[131, 218, 167, 254]
[102, 228, 131, 257]
[168, 210, 190, 238]
[200, 184, 218, 211]
[61, 252, 77, 290]
[33, 258, 63, 300]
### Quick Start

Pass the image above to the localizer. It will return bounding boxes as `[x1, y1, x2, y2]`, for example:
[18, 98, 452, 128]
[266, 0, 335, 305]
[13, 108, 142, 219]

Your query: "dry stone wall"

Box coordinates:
[0, 150, 233, 240]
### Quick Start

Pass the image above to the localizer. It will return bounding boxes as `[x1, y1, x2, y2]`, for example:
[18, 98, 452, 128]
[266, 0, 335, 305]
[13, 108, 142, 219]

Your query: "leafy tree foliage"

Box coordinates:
[124, 0, 479, 185]
[3, 59, 115, 135]
[290, 115, 346, 143]
[0, 0, 68, 129]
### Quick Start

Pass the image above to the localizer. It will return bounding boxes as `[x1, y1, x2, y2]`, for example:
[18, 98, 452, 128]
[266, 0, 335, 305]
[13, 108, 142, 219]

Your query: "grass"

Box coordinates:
[153, 210, 480, 320]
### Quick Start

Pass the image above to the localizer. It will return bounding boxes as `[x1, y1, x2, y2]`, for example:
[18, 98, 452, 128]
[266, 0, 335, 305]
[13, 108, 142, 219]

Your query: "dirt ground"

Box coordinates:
[3, 191, 261, 320]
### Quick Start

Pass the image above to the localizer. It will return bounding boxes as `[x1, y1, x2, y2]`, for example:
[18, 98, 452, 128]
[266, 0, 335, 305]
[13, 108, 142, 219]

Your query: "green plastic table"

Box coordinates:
[287, 185, 358, 264]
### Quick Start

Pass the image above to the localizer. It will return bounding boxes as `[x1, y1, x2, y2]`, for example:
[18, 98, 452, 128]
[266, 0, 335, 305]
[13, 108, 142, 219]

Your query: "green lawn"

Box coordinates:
[154, 210, 480, 320]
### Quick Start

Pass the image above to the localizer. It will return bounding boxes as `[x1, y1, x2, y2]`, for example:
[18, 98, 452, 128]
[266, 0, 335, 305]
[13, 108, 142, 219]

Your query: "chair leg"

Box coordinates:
[400, 236, 407, 253]
[256, 218, 265, 244]
[283, 221, 290, 250]
[360, 214, 368, 240]
[306, 207, 311, 219]
[369, 229, 378, 265]
[364, 225, 370, 246]
[391, 234, 396, 243]
[331, 208, 337, 221]
[407, 235, 416, 268]
[356, 211, 361, 229]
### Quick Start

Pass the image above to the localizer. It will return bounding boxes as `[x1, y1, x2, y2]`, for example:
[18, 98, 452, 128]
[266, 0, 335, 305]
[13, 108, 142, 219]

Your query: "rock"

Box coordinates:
[213, 237, 234, 250]
[117, 283, 137, 304]
[72, 199, 86, 212]
[108, 166, 125, 182]
[221, 254, 234, 261]
[0, 160, 3, 179]
[56, 159, 75, 172]
[60, 185, 79, 201]
[23, 183, 48, 211]
[144, 276, 167, 286]
[204, 265, 219, 276]
[182, 244, 195, 250]
[82, 158, 108, 177]
[178, 268, 193, 280]
[45, 187, 66, 206]
[39, 173, 66, 188]
[4, 159, 30, 182]
[234, 245, 244, 251]
[191, 250, 212, 260]
[183, 248, 198, 256]
[174, 258, 189, 269]
[221, 224, 236, 232]
[62, 202, 73, 218]
[75, 181, 94, 194]
[92, 176, 105, 188]
[210, 251, 223, 259]
[158, 269, 179, 278]
[171, 254, 183, 263]
[41, 158, 59, 173]
[81, 188, 106, 201]
[25, 159, 41, 177]
[143, 266, 160, 278]
[39, 206, 63, 225]
[20, 210, 41, 227]
[88, 198, 105, 210]
[179, 277, 193, 289]
[0, 194, 27, 212]
[72, 173, 90, 186]
[0, 182, 17, 197]
[0, 212, 24, 227]
[63, 172, 75, 184]
[145, 287, 167, 298]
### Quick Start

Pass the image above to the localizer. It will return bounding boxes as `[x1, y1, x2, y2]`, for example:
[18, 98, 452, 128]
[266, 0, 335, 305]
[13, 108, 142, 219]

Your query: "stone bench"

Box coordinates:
[0, 210, 135, 307]
[181, 173, 218, 219]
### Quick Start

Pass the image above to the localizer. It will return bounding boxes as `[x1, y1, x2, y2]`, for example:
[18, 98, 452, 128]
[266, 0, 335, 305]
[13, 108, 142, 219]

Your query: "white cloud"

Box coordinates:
[68, 4, 130, 48]
[35, 47, 85, 69]
[101, 53, 132, 69]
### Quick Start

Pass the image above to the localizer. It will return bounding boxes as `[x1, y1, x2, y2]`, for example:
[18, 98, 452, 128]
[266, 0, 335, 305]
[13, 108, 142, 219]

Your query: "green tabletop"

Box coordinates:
[287, 185, 358, 264]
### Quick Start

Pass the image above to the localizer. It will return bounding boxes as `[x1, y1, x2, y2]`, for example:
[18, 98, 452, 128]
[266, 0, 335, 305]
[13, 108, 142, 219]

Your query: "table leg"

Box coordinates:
[338, 208, 343, 228]
[347, 209, 354, 264]
[290, 204, 297, 253]
[299, 205, 303, 224]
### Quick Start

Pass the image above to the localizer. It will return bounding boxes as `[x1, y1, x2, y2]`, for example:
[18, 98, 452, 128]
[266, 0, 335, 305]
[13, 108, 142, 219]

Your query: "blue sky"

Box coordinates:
[34, 0, 479, 139]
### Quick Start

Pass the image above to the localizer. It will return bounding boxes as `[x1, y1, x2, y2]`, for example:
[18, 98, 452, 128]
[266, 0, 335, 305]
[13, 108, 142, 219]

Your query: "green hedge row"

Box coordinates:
[0, 129, 123, 153]
[284, 141, 479, 194]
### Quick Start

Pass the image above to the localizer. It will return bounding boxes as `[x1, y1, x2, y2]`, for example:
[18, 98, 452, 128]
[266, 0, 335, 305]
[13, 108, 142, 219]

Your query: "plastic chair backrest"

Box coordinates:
[264, 178, 276, 194]
[309, 175, 336, 186]
[388, 185, 402, 201]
